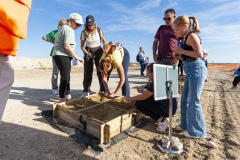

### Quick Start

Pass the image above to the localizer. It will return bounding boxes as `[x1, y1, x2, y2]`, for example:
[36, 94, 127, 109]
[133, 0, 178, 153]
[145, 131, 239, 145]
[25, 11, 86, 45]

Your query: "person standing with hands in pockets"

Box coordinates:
[172, 15, 207, 138]
[53, 13, 84, 103]
[80, 15, 107, 97]
[138, 47, 146, 75]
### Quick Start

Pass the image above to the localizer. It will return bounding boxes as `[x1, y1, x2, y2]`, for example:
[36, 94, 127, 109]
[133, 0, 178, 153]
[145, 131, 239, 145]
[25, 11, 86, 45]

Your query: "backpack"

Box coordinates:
[136, 54, 140, 62]
[97, 27, 103, 43]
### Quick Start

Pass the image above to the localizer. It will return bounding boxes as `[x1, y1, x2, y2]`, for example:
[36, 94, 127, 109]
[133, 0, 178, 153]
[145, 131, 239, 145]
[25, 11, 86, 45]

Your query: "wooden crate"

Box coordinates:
[53, 100, 132, 144]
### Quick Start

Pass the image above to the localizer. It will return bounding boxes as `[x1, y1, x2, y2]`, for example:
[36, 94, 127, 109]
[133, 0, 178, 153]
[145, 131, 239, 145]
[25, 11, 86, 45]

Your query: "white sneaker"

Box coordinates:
[80, 92, 89, 98]
[183, 131, 207, 139]
[53, 90, 59, 95]
[156, 118, 169, 132]
[175, 125, 183, 131]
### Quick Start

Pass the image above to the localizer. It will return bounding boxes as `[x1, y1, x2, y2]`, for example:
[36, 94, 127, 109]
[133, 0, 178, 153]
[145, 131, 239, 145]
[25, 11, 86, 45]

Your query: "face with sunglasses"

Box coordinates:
[163, 12, 175, 26]
[70, 20, 81, 30]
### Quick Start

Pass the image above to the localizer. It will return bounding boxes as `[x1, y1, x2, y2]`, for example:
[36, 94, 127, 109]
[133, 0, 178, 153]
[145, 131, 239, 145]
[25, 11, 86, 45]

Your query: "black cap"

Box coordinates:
[86, 15, 95, 26]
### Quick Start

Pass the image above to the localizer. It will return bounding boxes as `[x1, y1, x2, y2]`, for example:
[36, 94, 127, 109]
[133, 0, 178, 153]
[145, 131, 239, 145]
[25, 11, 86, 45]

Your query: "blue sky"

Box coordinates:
[18, 0, 240, 63]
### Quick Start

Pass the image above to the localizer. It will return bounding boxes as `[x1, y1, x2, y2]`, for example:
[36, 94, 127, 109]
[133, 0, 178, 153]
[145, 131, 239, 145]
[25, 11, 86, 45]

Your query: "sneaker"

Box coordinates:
[156, 118, 169, 132]
[175, 125, 183, 131]
[80, 92, 89, 98]
[65, 94, 72, 101]
[53, 90, 59, 95]
[183, 131, 207, 139]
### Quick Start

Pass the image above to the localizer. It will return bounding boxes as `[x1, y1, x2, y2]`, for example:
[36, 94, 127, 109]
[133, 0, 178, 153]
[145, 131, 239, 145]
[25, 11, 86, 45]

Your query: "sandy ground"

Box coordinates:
[0, 64, 240, 160]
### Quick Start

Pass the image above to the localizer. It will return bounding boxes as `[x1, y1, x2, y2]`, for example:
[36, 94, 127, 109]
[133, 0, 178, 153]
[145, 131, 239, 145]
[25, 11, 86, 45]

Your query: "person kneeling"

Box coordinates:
[124, 63, 178, 132]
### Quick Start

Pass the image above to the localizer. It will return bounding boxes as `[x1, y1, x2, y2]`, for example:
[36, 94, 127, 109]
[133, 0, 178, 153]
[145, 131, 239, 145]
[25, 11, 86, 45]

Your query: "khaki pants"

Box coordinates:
[0, 55, 14, 123]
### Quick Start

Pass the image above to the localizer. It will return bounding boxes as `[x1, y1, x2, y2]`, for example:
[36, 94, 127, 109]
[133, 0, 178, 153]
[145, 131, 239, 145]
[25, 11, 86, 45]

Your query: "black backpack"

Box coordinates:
[136, 54, 140, 62]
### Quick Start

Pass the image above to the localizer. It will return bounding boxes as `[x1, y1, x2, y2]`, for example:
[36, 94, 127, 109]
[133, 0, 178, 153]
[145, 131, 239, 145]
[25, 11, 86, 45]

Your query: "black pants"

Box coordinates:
[135, 98, 177, 121]
[232, 76, 240, 86]
[53, 56, 72, 98]
[83, 46, 104, 92]
[178, 60, 183, 75]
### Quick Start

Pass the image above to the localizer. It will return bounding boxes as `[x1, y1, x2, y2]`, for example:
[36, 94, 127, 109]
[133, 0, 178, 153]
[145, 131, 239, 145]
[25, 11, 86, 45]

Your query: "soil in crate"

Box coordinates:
[80, 104, 126, 123]
[85, 93, 112, 103]
[63, 99, 99, 111]
[105, 97, 136, 111]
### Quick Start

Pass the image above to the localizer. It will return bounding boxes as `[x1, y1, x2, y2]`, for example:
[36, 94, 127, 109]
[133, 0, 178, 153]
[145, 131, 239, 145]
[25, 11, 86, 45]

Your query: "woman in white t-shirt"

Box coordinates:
[80, 15, 107, 97]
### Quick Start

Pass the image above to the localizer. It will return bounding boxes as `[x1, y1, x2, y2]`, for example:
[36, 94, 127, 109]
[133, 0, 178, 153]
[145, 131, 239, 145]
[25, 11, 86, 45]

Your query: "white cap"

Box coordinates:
[69, 13, 83, 24]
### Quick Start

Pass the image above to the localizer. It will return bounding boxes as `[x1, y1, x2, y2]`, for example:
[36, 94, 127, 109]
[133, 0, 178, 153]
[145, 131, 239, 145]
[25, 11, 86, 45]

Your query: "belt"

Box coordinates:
[184, 58, 200, 63]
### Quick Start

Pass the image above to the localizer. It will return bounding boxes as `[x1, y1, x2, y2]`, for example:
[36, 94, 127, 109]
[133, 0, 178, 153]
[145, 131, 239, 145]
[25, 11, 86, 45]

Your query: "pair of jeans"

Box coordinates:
[0, 55, 14, 123]
[53, 56, 72, 98]
[51, 57, 59, 90]
[83, 46, 104, 92]
[232, 76, 240, 86]
[180, 59, 207, 137]
[121, 48, 130, 96]
[139, 61, 146, 75]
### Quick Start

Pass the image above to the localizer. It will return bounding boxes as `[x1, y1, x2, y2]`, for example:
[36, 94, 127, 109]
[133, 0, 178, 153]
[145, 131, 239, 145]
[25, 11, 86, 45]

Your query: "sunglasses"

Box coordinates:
[76, 23, 81, 27]
[163, 17, 171, 21]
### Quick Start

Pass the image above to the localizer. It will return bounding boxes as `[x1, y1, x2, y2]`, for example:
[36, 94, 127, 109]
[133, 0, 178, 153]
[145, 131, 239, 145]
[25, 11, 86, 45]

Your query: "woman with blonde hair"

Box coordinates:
[52, 13, 84, 102]
[99, 42, 130, 98]
[173, 16, 207, 138]
[42, 18, 67, 95]
[80, 15, 107, 97]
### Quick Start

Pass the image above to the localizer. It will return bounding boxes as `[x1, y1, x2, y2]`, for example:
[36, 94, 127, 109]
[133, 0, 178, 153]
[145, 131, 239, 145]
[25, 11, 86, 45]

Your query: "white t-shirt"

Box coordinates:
[81, 29, 102, 48]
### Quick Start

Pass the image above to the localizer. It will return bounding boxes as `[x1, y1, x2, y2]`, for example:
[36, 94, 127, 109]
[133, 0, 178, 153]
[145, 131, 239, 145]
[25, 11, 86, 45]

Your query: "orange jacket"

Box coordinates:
[0, 0, 32, 56]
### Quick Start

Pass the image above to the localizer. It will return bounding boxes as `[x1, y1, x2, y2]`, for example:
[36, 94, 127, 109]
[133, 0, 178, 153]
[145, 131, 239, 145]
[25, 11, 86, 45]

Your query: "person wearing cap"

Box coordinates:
[0, 0, 32, 124]
[80, 15, 107, 98]
[52, 13, 84, 102]
[42, 18, 67, 95]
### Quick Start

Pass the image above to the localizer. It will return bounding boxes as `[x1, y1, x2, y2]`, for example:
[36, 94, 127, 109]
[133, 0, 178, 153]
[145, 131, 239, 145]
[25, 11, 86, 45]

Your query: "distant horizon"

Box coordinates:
[10, 56, 240, 64]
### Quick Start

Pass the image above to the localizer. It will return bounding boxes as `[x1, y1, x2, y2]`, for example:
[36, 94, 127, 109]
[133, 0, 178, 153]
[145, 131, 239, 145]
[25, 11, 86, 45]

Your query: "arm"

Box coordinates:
[80, 39, 91, 57]
[125, 89, 153, 101]
[101, 72, 110, 96]
[64, 44, 83, 63]
[108, 65, 125, 98]
[174, 33, 203, 58]
[101, 34, 107, 46]
[152, 38, 158, 62]
[42, 36, 54, 44]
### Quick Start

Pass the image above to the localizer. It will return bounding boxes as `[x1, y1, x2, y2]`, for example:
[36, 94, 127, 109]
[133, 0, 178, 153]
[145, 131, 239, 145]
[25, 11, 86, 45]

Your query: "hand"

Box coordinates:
[170, 57, 179, 64]
[137, 87, 144, 93]
[104, 90, 110, 97]
[124, 96, 130, 101]
[108, 92, 116, 98]
[78, 59, 84, 63]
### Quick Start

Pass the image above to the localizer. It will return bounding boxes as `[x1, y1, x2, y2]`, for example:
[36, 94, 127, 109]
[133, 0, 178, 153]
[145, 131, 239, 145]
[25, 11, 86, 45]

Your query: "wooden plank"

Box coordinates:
[104, 124, 111, 144]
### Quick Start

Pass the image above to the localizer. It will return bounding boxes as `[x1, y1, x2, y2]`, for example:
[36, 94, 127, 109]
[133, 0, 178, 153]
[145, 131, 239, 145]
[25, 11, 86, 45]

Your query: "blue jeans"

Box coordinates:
[180, 59, 207, 137]
[122, 48, 130, 96]
[139, 61, 146, 75]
